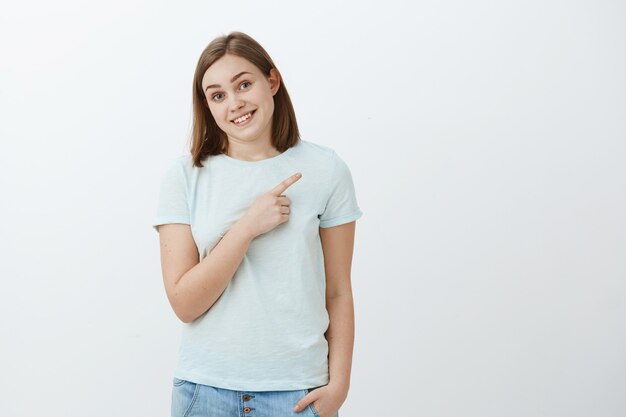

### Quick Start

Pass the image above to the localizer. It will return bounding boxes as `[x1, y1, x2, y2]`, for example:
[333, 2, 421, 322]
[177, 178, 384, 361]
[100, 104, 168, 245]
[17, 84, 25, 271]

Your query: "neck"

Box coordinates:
[225, 138, 280, 162]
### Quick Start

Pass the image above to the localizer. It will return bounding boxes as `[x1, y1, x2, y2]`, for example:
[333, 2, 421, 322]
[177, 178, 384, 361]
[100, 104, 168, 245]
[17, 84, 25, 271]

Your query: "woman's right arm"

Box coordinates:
[157, 172, 302, 323]
[157, 218, 255, 323]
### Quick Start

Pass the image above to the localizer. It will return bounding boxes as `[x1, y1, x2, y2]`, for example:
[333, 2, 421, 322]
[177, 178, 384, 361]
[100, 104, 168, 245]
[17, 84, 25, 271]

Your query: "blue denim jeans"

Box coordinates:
[171, 378, 339, 417]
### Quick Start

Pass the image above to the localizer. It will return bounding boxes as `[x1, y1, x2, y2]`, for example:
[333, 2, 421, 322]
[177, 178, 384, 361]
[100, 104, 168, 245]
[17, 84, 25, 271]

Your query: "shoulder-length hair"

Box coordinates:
[189, 31, 300, 167]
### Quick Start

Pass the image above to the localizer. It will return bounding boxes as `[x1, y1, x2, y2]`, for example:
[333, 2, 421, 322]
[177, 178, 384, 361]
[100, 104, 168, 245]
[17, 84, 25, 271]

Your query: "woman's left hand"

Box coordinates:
[293, 383, 347, 417]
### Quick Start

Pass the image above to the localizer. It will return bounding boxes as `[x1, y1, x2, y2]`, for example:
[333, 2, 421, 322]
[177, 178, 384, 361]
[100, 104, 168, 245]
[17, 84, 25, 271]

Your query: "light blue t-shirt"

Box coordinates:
[152, 139, 363, 391]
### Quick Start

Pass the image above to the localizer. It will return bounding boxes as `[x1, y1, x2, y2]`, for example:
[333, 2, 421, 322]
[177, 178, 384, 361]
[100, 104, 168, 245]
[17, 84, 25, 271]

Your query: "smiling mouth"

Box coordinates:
[231, 110, 256, 125]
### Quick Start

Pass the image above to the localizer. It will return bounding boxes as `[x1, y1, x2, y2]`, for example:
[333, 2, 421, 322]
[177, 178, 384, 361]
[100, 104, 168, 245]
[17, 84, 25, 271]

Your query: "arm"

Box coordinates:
[294, 221, 355, 414]
[157, 173, 302, 324]
[157, 219, 254, 323]
[321, 220, 357, 399]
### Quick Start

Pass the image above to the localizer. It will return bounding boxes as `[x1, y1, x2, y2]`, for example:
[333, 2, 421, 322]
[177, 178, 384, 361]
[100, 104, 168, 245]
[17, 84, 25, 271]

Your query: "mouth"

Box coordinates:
[231, 110, 256, 126]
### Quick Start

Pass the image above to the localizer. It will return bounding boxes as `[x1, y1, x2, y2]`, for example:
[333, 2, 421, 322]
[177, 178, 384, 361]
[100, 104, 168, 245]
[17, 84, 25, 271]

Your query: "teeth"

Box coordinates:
[234, 112, 252, 124]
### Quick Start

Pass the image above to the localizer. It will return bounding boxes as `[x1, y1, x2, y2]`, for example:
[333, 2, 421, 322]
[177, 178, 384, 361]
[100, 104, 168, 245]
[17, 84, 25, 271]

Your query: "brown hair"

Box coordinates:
[189, 31, 300, 167]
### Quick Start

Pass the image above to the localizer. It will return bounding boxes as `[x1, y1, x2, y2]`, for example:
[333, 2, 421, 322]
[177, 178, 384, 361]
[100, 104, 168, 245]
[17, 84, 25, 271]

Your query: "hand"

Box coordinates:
[293, 384, 346, 417]
[240, 172, 302, 238]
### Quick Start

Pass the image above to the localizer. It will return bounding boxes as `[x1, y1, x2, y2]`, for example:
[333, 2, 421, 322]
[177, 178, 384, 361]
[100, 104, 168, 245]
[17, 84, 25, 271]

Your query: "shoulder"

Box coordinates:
[299, 140, 356, 175]
[158, 154, 194, 184]
[167, 154, 196, 173]
[293, 139, 338, 168]
[177, 154, 194, 167]
[160, 154, 191, 169]
[297, 139, 334, 156]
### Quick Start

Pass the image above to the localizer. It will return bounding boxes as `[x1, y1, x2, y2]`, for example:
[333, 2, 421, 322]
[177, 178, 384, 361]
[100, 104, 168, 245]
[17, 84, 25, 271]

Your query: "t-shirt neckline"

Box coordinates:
[217, 142, 298, 166]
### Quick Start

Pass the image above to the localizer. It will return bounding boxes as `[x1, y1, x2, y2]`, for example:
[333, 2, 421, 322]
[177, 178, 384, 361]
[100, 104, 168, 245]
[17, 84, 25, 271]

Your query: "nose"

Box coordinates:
[229, 96, 245, 113]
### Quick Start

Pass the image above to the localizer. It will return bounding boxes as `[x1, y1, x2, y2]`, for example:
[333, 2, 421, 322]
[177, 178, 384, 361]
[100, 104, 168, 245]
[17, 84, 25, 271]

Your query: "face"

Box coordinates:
[201, 54, 280, 147]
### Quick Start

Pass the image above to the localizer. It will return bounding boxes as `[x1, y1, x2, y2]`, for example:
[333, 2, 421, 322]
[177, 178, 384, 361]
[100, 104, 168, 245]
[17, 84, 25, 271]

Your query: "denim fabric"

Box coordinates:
[171, 378, 339, 417]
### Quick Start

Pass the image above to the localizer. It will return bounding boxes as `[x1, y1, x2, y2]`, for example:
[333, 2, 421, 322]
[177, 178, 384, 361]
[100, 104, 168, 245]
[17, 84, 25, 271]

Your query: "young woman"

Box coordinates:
[153, 31, 363, 417]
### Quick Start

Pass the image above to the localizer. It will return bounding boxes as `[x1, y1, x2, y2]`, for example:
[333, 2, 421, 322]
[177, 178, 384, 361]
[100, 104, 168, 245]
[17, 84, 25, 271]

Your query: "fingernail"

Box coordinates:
[293, 405, 299, 411]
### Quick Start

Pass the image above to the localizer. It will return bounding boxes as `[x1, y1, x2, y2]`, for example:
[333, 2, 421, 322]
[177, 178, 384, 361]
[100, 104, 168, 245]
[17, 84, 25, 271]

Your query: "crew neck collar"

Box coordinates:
[217, 142, 299, 166]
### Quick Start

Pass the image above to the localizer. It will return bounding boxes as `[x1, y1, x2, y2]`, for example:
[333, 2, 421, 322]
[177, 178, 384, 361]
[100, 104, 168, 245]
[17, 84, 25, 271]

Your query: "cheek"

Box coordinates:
[207, 105, 224, 122]
[255, 90, 272, 110]
[264, 96, 275, 116]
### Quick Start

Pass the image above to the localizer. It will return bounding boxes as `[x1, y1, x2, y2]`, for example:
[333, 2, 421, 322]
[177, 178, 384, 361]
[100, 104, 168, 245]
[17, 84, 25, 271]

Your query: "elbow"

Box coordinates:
[167, 279, 196, 324]
[175, 303, 208, 324]
[173, 302, 196, 324]
[176, 310, 193, 324]
[169, 293, 194, 324]
[173, 299, 203, 323]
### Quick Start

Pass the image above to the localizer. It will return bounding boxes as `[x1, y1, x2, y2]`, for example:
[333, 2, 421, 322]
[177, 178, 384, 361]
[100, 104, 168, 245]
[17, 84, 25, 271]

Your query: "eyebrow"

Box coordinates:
[204, 71, 253, 92]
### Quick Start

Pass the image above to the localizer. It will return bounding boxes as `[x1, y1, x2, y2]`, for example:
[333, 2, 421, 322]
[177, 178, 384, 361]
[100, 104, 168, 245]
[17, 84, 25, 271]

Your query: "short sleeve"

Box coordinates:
[152, 157, 190, 232]
[318, 151, 363, 228]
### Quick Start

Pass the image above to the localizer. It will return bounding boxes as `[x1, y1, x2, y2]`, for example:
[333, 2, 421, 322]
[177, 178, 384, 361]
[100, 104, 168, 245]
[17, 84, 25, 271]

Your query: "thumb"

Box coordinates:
[293, 392, 316, 412]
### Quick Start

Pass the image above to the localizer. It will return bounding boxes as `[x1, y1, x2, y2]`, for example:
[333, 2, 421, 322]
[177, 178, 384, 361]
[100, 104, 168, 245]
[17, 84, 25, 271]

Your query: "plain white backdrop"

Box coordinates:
[1, 0, 624, 416]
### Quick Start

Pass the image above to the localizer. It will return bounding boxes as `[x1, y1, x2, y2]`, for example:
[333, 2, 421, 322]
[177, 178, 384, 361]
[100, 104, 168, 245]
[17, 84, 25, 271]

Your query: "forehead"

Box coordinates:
[201, 54, 261, 87]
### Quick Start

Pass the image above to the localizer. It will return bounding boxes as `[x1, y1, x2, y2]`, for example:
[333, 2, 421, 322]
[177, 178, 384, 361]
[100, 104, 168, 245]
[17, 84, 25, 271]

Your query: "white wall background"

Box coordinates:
[1, 0, 624, 416]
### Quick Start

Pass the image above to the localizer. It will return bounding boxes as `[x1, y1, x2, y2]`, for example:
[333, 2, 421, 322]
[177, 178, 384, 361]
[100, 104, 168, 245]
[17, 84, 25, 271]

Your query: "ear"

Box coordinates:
[268, 68, 281, 96]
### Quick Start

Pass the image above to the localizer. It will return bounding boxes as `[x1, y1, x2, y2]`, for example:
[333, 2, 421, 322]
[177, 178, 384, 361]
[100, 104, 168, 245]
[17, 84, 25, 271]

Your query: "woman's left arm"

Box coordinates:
[294, 221, 357, 416]
[322, 221, 357, 398]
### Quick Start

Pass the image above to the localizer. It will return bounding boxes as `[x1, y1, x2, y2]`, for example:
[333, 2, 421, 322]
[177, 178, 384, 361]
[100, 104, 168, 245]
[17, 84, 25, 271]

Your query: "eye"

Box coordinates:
[212, 93, 223, 102]
[240, 81, 251, 90]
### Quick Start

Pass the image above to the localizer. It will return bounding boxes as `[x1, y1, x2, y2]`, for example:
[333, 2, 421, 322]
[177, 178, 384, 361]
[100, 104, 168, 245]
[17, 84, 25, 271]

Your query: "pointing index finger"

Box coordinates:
[271, 173, 302, 196]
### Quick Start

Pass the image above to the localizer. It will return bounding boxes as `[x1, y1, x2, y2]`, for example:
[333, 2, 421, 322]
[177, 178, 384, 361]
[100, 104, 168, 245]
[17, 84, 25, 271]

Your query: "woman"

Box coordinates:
[153, 31, 363, 417]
